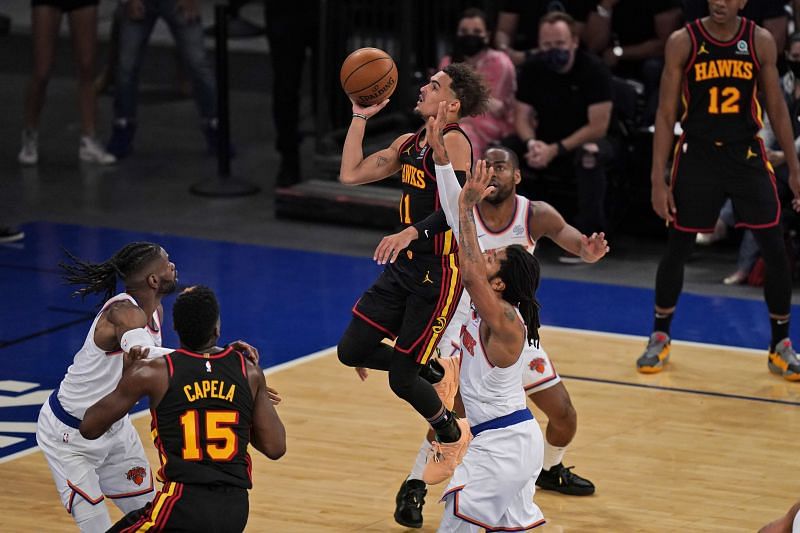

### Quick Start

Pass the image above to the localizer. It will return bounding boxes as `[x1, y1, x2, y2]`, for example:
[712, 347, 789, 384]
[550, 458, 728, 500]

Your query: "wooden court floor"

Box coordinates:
[3, 327, 800, 532]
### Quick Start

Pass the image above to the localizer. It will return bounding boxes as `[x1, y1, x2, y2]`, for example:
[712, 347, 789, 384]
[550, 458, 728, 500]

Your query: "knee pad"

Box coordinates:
[72, 497, 112, 533]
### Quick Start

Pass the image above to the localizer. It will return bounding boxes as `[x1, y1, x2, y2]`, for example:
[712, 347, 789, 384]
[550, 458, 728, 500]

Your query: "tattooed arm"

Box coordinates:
[339, 127, 411, 185]
[458, 161, 525, 367]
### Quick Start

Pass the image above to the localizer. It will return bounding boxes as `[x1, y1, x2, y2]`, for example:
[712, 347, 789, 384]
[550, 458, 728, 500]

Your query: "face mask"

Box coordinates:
[456, 35, 487, 57]
[539, 47, 571, 71]
[789, 60, 800, 77]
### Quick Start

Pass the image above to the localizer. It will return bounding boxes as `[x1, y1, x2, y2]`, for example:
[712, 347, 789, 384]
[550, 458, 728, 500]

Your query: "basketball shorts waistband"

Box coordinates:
[470, 408, 533, 437]
[48, 388, 82, 429]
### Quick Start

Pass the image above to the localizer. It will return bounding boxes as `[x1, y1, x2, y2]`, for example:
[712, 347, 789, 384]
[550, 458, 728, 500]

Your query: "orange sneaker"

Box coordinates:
[422, 418, 472, 485]
[432, 356, 459, 410]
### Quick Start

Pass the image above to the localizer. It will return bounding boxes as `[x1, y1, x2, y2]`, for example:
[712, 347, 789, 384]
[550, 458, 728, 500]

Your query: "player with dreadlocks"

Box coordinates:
[421, 102, 549, 531]
[35, 241, 178, 532]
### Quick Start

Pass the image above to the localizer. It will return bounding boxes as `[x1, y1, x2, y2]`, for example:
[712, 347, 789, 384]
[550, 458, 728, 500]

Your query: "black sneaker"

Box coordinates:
[536, 463, 595, 496]
[0, 226, 24, 243]
[394, 478, 426, 528]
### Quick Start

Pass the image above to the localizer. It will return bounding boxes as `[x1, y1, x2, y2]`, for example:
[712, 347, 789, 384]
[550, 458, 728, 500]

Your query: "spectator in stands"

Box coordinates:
[106, 0, 220, 159]
[683, 0, 788, 57]
[584, 0, 682, 125]
[699, 31, 800, 285]
[264, 0, 318, 188]
[504, 11, 613, 263]
[493, 0, 593, 66]
[18, 0, 116, 166]
[439, 8, 516, 162]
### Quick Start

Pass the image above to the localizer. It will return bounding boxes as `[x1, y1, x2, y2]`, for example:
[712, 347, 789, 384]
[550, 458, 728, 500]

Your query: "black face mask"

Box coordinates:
[538, 47, 571, 72]
[456, 35, 487, 57]
[789, 60, 800, 77]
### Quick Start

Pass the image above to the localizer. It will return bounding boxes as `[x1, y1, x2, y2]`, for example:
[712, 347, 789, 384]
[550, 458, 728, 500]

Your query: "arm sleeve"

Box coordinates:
[412, 210, 450, 239]
[434, 163, 464, 240]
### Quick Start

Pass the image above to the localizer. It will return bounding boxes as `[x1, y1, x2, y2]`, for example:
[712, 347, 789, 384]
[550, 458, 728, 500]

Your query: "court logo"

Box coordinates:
[126, 466, 147, 486]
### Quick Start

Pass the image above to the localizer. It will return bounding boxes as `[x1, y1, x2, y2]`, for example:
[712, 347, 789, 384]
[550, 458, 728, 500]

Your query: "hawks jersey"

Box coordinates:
[152, 347, 254, 488]
[440, 195, 536, 353]
[397, 123, 472, 256]
[58, 293, 162, 419]
[459, 306, 528, 426]
[682, 18, 762, 142]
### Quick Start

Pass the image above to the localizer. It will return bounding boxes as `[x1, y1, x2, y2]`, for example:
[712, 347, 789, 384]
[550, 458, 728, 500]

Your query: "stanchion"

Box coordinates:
[191, 3, 260, 197]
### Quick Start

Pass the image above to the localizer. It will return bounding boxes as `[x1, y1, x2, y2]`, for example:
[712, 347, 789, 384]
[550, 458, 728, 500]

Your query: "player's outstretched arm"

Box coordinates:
[247, 360, 286, 460]
[530, 201, 609, 262]
[80, 354, 166, 439]
[429, 101, 472, 234]
[457, 161, 524, 368]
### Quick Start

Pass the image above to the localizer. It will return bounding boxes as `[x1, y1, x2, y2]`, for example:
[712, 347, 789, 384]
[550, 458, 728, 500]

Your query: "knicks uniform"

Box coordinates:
[36, 293, 158, 524]
[673, 18, 780, 232]
[112, 346, 253, 532]
[353, 124, 471, 364]
[438, 195, 561, 394]
[439, 307, 545, 532]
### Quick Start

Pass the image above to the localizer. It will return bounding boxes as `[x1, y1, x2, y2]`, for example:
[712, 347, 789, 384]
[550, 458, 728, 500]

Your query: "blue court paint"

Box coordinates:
[0, 221, 797, 459]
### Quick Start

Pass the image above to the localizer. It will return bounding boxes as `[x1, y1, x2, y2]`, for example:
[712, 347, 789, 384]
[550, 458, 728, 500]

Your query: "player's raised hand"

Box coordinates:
[374, 226, 417, 265]
[351, 98, 390, 119]
[122, 346, 150, 371]
[426, 101, 449, 165]
[580, 232, 610, 263]
[230, 340, 260, 365]
[459, 159, 495, 208]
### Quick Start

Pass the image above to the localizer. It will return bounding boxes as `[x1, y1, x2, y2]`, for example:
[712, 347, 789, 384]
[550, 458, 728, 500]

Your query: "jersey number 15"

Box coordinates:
[179, 409, 239, 461]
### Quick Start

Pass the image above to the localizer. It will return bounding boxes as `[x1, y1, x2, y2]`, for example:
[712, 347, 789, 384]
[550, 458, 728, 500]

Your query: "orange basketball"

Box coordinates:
[340, 47, 398, 107]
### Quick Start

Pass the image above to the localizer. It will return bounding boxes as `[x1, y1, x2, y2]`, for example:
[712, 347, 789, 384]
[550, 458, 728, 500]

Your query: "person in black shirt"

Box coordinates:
[81, 286, 285, 532]
[506, 11, 613, 261]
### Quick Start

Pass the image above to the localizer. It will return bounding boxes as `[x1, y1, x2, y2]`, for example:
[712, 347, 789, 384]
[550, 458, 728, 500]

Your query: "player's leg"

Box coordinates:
[36, 401, 112, 532]
[97, 418, 155, 513]
[638, 138, 726, 372]
[438, 494, 481, 533]
[732, 139, 800, 380]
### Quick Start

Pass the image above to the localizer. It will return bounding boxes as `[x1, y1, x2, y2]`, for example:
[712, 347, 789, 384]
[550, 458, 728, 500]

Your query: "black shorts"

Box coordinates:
[353, 251, 462, 364]
[31, 0, 98, 12]
[109, 481, 248, 533]
[670, 135, 781, 232]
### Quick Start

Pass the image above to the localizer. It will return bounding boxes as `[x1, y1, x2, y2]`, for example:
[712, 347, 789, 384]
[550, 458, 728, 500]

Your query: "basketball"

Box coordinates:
[340, 47, 398, 107]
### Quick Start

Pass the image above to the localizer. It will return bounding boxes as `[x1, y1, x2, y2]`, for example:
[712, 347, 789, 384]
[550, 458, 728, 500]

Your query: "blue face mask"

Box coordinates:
[539, 47, 571, 71]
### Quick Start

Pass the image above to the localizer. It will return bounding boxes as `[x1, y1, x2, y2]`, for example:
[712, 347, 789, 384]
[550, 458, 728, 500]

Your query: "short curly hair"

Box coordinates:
[443, 63, 491, 118]
[172, 285, 220, 351]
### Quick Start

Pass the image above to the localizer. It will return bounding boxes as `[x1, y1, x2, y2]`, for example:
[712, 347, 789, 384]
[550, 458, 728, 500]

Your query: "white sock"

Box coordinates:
[409, 436, 431, 481]
[542, 441, 567, 471]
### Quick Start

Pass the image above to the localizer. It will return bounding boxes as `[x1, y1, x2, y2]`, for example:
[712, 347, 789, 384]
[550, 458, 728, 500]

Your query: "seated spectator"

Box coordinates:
[503, 11, 613, 262]
[584, 0, 682, 124]
[698, 31, 800, 285]
[493, 0, 593, 66]
[683, 0, 788, 56]
[439, 8, 516, 162]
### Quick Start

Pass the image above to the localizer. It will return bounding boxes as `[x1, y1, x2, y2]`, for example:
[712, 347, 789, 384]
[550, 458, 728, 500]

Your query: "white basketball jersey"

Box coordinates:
[439, 195, 535, 353]
[57, 293, 162, 419]
[458, 308, 528, 426]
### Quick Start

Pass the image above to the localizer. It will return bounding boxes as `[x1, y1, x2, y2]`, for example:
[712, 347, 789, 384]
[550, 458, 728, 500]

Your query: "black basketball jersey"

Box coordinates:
[397, 124, 472, 256]
[682, 18, 762, 142]
[151, 346, 253, 488]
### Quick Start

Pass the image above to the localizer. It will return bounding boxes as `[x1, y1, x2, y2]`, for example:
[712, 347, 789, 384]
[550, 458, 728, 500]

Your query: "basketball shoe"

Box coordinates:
[536, 463, 595, 496]
[422, 418, 471, 485]
[432, 356, 459, 410]
[393, 478, 426, 529]
[80, 136, 116, 165]
[18, 129, 38, 165]
[768, 338, 800, 381]
[636, 332, 671, 373]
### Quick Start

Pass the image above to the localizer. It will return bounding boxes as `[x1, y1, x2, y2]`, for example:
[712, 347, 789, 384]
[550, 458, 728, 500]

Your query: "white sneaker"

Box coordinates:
[79, 136, 116, 165]
[18, 129, 38, 165]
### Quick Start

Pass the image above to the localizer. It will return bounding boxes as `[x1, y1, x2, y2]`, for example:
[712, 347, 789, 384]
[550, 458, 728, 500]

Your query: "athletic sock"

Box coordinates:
[428, 408, 461, 443]
[653, 311, 674, 336]
[408, 437, 430, 481]
[770, 316, 790, 352]
[542, 442, 567, 471]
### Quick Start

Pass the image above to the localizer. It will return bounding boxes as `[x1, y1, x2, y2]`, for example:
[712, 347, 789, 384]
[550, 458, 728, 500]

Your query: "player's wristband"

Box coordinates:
[556, 141, 568, 157]
[352, 113, 368, 121]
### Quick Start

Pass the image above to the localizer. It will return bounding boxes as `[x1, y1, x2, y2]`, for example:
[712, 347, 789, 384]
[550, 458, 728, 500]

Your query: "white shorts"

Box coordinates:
[439, 419, 545, 532]
[438, 332, 561, 395]
[36, 399, 154, 514]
